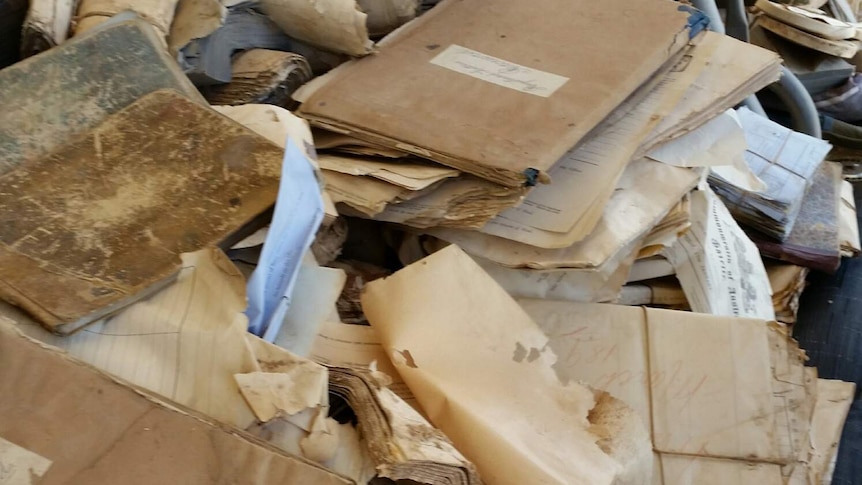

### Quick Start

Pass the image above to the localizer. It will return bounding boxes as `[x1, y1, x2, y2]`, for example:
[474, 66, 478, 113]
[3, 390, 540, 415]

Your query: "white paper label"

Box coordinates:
[430, 44, 569, 97]
[0, 437, 52, 485]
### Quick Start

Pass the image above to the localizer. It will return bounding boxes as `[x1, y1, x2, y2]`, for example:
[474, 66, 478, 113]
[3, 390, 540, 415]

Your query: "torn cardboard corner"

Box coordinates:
[0, 90, 284, 334]
[297, 0, 694, 187]
[328, 365, 482, 484]
[0, 321, 353, 484]
[202, 49, 314, 108]
[361, 245, 653, 485]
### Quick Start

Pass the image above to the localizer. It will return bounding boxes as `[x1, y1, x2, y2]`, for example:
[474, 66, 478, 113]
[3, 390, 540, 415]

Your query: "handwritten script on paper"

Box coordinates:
[430, 45, 569, 97]
[0, 437, 51, 485]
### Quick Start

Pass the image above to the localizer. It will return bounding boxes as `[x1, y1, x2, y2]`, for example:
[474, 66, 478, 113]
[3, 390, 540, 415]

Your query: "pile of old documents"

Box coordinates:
[0, 0, 860, 484]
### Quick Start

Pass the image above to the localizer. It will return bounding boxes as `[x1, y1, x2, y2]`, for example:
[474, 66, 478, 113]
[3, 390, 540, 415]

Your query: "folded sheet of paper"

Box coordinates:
[12, 248, 258, 429]
[247, 139, 324, 340]
[473, 235, 642, 303]
[518, 300, 805, 465]
[362, 245, 653, 485]
[258, 0, 373, 56]
[431, 158, 699, 270]
[272, 261, 346, 357]
[648, 109, 766, 193]
[0, 321, 354, 485]
[805, 379, 856, 485]
[662, 188, 775, 320]
[710, 108, 831, 241]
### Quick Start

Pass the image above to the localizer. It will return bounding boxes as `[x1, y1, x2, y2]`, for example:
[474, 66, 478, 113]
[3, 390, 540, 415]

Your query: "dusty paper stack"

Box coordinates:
[752, 0, 860, 60]
[358, 246, 856, 485]
[292, 0, 718, 231]
[709, 107, 832, 242]
[412, 31, 783, 305]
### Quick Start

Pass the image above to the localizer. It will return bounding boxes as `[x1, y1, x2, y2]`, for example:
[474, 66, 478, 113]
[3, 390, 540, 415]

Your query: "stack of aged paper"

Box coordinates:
[289, 0, 718, 232]
[710, 108, 832, 241]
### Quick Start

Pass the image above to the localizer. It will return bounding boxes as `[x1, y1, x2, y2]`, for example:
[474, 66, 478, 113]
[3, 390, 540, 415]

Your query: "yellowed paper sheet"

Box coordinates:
[259, 0, 373, 56]
[168, 0, 227, 53]
[476, 236, 641, 303]
[318, 153, 459, 190]
[14, 249, 258, 429]
[362, 246, 653, 485]
[0, 436, 52, 484]
[659, 454, 783, 485]
[313, 129, 409, 157]
[519, 301, 795, 465]
[323, 169, 410, 216]
[432, 159, 699, 269]
[807, 379, 856, 484]
[662, 188, 775, 320]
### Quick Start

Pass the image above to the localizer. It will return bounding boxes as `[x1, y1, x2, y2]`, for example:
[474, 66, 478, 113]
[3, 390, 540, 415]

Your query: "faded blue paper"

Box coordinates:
[246, 139, 324, 339]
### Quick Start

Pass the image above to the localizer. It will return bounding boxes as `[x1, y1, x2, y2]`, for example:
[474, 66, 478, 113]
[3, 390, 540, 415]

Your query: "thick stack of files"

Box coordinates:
[292, 0, 709, 233]
[709, 108, 832, 241]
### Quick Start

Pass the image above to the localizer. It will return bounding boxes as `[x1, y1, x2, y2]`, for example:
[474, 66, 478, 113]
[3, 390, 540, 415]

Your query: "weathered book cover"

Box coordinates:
[0, 90, 284, 334]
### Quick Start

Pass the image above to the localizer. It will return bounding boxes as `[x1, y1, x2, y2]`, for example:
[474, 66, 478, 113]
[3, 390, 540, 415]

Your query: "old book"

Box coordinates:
[296, 0, 701, 187]
[0, 90, 284, 334]
[1, 17, 204, 177]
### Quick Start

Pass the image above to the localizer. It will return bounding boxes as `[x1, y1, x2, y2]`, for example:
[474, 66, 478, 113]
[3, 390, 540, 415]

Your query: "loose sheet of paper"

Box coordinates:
[273, 261, 346, 357]
[258, 0, 372, 56]
[0, 436, 52, 485]
[431, 158, 699, 270]
[14, 248, 258, 429]
[519, 301, 787, 464]
[663, 188, 775, 320]
[247, 140, 324, 340]
[362, 246, 653, 485]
